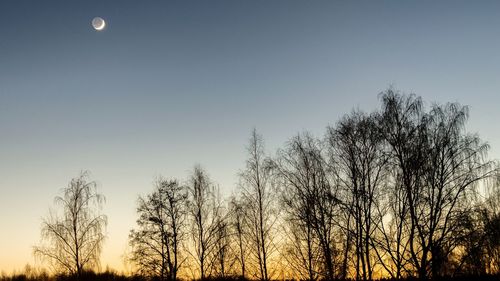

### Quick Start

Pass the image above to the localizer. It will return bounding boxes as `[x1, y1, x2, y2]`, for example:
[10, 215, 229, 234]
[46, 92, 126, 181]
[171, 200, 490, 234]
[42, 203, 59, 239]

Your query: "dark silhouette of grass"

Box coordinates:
[0, 271, 144, 281]
[2, 271, 500, 281]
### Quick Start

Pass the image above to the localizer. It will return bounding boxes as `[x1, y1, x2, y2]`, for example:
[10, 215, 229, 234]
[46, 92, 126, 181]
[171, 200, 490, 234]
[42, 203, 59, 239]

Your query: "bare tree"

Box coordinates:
[34, 172, 106, 277]
[187, 165, 218, 280]
[272, 133, 331, 281]
[328, 111, 388, 281]
[378, 89, 429, 279]
[420, 103, 495, 278]
[378, 89, 497, 278]
[129, 178, 187, 281]
[240, 129, 277, 281]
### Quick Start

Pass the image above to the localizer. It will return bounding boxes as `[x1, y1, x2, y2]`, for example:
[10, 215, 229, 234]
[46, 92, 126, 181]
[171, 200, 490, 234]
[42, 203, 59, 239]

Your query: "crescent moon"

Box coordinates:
[92, 17, 106, 31]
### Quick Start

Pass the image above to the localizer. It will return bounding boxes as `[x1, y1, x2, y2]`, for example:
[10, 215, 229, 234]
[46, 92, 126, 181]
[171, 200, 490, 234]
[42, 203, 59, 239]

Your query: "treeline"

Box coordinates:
[31, 89, 500, 281]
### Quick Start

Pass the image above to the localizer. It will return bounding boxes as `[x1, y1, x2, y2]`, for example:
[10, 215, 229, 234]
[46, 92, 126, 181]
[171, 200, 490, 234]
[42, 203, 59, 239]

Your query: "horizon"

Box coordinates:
[2, 0, 500, 276]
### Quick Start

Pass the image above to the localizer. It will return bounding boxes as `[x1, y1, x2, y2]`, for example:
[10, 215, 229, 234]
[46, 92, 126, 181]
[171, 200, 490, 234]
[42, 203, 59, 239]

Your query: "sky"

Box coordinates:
[2, 0, 500, 274]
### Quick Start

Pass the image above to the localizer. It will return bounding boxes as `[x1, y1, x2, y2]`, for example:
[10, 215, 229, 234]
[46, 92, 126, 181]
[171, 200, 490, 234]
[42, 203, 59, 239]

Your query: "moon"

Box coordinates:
[92, 17, 106, 31]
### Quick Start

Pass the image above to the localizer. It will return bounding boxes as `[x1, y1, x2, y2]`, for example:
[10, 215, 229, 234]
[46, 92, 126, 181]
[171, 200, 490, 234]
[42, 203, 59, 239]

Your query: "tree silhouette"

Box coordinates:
[34, 172, 106, 277]
[328, 111, 387, 281]
[272, 132, 330, 281]
[239, 129, 277, 281]
[129, 178, 187, 281]
[187, 165, 218, 280]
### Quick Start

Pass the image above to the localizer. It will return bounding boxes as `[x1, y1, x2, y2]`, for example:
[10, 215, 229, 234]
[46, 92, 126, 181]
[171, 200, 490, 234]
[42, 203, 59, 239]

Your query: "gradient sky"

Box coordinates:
[2, 0, 500, 274]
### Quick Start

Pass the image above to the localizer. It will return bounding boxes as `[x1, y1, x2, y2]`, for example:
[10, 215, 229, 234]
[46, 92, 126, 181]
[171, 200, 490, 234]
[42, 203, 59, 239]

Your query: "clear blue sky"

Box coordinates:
[1, 0, 500, 273]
